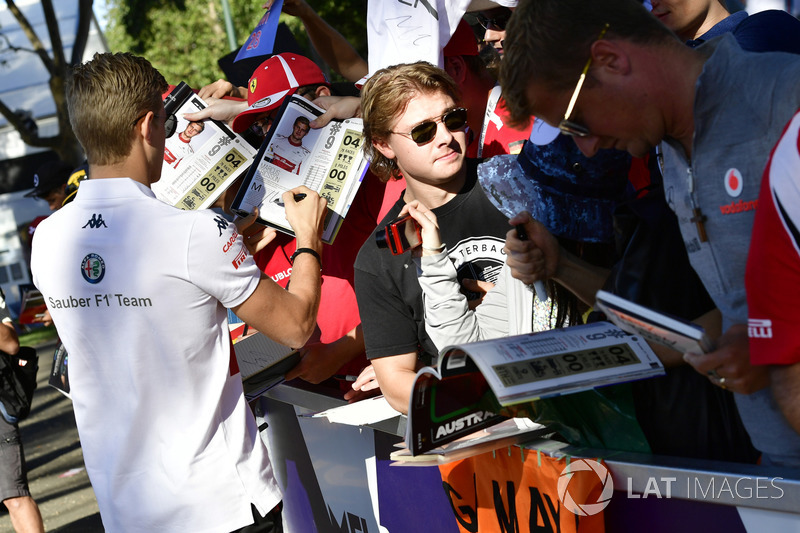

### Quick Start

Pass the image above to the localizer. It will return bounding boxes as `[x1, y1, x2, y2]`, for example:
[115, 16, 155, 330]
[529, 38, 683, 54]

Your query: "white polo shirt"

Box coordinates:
[31, 178, 280, 533]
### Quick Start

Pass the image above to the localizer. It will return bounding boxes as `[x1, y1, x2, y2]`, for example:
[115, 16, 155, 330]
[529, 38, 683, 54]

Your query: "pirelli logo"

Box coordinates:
[232, 249, 247, 270]
[748, 318, 773, 339]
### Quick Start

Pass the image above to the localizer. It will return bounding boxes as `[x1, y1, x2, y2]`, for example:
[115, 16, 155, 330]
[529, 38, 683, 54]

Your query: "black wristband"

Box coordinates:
[290, 247, 322, 267]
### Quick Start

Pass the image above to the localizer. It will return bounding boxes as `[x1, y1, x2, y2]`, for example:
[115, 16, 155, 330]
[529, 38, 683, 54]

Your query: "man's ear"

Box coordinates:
[137, 111, 156, 145]
[372, 138, 395, 161]
[315, 85, 332, 98]
[443, 56, 467, 85]
[590, 39, 631, 78]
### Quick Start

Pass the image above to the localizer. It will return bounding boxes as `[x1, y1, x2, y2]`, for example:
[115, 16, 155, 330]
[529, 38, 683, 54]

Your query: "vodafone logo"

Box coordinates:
[724, 168, 743, 197]
[557, 459, 614, 516]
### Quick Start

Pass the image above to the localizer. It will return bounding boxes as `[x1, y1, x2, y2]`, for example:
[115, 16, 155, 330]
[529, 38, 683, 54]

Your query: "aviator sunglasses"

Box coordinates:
[474, 10, 513, 32]
[390, 108, 468, 146]
[558, 23, 610, 138]
[132, 111, 178, 138]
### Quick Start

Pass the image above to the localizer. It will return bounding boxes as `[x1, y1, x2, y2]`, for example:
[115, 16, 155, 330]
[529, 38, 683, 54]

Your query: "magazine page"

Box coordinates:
[594, 290, 714, 354]
[438, 321, 664, 406]
[393, 418, 548, 465]
[405, 363, 506, 455]
[233, 332, 300, 400]
[231, 94, 369, 244]
[153, 82, 257, 210]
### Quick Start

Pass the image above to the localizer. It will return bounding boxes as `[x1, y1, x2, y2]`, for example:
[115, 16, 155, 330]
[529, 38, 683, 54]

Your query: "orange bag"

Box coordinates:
[439, 448, 607, 533]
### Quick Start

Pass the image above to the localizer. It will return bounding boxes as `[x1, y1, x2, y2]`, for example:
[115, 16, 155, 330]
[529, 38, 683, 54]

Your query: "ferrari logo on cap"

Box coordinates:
[724, 168, 743, 197]
[250, 78, 257, 94]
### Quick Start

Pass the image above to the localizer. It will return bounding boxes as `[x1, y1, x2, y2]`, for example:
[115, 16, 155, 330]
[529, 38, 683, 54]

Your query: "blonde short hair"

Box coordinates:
[67, 52, 168, 166]
[361, 62, 461, 182]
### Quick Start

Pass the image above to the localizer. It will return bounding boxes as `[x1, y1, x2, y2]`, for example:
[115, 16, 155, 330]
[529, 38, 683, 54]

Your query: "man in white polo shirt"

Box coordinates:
[30, 52, 327, 533]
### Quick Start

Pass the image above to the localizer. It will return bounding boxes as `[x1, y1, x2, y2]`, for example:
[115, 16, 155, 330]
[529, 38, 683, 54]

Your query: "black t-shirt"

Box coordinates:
[354, 160, 509, 363]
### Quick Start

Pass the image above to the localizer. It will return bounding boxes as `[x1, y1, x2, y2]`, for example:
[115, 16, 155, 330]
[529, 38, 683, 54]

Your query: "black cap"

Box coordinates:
[24, 160, 73, 198]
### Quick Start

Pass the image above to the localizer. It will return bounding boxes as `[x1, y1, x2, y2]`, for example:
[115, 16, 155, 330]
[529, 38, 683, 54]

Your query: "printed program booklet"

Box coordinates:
[153, 82, 257, 210]
[594, 290, 714, 354]
[405, 321, 663, 455]
[232, 331, 300, 400]
[391, 418, 551, 466]
[18, 286, 47, 325]
[230, 94, 369, 244]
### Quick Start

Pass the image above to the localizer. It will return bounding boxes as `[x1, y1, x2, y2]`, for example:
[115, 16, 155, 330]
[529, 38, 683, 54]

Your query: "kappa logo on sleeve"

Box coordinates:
[82, 214, 107, 229]
[213, 215, 229, 237]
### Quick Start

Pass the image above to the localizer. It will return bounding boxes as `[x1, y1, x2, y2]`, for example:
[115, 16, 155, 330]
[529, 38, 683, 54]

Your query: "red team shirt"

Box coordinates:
[747, 110, 800, 366]
[254, 172, 405, 379]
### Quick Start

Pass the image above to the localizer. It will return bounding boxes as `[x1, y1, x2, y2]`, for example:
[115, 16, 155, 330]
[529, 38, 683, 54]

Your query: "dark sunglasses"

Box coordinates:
[131, 112, 178, 138]
[475, 10, 512, 32]
[391, 108, 468, 145]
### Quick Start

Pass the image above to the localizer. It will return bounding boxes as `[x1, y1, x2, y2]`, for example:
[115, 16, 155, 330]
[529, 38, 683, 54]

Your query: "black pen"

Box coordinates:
[275, 193, 307, 207]
[334, 374, 358, 382]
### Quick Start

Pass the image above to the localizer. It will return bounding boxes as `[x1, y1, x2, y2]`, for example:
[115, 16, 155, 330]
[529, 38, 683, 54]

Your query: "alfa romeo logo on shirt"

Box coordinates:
[81, 253, 105, 284]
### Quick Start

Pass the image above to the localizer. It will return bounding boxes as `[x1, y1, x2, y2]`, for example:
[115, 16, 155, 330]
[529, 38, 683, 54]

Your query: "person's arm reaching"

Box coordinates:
[197, 80, 247, 100]
[285, 325, 365, 383]
[0, 295, 20, 355]
[233, 186, 327, 348]
[183, 97, 248, 126]
[370, 352, 419, 414]
[264, 0, 368, 83]
[0, 318, 20, 356]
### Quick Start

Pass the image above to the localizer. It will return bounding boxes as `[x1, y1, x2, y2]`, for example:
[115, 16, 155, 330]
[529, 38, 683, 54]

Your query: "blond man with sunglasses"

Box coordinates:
[30, 52, 328, 532]
[351, 62, 510, 413]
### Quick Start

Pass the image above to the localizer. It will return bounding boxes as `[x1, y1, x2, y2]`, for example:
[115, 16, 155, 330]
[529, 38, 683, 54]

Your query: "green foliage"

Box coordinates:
[18, 325, 58, 348]
[105, 0, 367, 89]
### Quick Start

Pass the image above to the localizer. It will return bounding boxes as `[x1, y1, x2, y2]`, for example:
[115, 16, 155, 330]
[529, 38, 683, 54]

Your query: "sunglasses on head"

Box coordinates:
[475, 9, 512, 32]
[131, 112, 178, 138]
[391, 108, 468, 146]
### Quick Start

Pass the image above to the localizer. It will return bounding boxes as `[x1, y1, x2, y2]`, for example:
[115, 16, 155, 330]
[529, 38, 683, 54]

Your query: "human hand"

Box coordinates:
[183, 97, 248, 126]
[683, 323, 769, 394]
[344, 365, 382, 402]
[285, 342, 344, 383]
[31, 309, 53, 327]
[505, 211, 559, 285]
[310, 96, 361, 128]
[197, 79, 247, 100]
[234, 207, 278, 256]
[399, 200, 442, 256]
[463, 278, 495, 310]
[282, 186, 327, 247]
